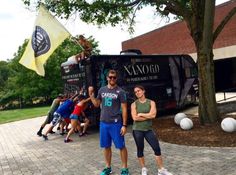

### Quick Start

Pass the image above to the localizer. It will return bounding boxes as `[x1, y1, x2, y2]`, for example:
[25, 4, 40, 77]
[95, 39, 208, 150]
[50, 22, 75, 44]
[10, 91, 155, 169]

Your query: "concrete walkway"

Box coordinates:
[0, 116, 235, 175]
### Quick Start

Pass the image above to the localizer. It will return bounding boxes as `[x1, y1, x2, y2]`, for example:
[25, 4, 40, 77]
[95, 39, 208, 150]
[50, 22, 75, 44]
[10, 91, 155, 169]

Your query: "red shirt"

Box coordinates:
[72, 105, 83, 116]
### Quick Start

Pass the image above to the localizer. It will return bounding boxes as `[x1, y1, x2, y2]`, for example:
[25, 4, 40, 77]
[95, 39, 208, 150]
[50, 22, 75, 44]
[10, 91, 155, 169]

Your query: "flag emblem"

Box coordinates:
[31, 26, 51, 57]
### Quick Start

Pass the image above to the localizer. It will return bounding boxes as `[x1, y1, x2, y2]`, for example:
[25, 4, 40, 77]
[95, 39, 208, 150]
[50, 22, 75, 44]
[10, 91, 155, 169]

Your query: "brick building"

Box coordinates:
[122, 0, 236, 91]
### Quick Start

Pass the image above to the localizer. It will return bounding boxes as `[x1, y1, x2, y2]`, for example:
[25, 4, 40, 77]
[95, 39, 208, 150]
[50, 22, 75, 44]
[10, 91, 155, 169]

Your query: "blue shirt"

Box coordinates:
[56, 99, 74, 118]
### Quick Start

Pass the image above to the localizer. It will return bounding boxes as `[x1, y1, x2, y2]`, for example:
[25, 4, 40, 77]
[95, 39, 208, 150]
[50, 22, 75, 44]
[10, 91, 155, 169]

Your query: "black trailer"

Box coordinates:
[61, 54, 198, 125]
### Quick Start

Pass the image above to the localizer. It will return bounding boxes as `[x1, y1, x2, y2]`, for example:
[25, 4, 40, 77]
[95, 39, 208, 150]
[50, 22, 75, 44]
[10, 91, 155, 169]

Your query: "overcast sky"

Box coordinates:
[0, 0, 229, 61]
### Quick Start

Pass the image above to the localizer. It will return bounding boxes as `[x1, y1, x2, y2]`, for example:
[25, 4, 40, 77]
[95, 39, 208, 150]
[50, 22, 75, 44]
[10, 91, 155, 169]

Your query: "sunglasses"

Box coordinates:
[108, 76, 117, 80]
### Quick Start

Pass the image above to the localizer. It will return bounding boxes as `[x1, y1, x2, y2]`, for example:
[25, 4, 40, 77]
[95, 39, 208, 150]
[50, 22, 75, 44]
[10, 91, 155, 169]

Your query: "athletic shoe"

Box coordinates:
[120, 168, 129, 175]
[37, 131, 42, 137]
[158, 168, 173, 175]
[142, 167, 148, 175]
[42, 134, 48, 141]
[64, 138, 73, 143]
[84, 131, 89, 135]
[79, 132, 86, 137]
[100, 167, 112, 175]
[49, 130, 55, 134]
[59, 132, 65, 135]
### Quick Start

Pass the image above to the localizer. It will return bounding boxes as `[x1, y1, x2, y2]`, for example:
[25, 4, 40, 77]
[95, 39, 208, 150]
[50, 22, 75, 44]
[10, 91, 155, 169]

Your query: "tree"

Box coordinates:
[0, 61, 9, 91]
[0, 35, 100, 108]
[22, 0, 236, 124]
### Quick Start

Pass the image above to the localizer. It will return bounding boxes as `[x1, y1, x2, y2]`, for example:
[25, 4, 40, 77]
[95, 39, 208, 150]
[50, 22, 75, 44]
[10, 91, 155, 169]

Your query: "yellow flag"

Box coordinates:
[19, 5, 71, 76]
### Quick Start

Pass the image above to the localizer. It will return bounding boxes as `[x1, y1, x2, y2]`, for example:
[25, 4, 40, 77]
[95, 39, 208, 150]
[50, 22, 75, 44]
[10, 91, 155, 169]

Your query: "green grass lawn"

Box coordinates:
[0, 106, 50, 124]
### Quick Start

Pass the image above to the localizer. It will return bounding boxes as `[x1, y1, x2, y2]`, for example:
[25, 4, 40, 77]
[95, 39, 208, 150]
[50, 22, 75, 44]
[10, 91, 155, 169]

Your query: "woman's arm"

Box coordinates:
[78, 97, 91, 107]
[83, 97, 91, 103]
[131, 102, 147, 121]
[137, 100, 157, 119]
[81, 111, 86, 118]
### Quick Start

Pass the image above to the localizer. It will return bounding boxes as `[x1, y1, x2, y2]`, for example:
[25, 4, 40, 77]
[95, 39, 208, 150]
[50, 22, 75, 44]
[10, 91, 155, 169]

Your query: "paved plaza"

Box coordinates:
[0, 115, 235, 175]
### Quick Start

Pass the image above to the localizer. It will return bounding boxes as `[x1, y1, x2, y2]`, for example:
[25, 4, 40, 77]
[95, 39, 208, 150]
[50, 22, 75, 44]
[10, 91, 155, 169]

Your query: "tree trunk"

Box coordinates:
[198, 50, 220, 124]
[197, 0, 220, 124]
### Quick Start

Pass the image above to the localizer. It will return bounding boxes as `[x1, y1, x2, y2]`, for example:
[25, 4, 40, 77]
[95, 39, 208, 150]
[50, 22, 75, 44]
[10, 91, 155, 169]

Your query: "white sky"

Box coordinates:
[0, 0, 229, 61]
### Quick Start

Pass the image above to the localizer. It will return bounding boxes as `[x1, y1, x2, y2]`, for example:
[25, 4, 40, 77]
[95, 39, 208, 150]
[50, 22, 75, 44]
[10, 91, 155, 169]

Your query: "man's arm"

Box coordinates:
[88, 86, 101, 107]
[120, 102, 128, 136]
[121, 102, 128, 126]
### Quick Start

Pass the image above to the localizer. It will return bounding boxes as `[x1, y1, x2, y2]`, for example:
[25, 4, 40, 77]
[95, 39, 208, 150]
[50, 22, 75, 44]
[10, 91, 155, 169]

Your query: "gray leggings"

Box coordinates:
[132, 130, 161, 157]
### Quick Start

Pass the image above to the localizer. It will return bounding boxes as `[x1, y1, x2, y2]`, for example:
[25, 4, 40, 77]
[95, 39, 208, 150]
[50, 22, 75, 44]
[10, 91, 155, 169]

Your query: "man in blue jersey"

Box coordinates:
[42, 93, 79, 140]
[88, 69, 129, 175]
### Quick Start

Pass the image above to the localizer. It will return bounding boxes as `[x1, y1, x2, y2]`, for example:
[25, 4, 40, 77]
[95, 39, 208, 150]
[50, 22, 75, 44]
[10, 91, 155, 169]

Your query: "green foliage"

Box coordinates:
[0, 35, 100, 109]
[21, 0, 200, 33]
[0, 61, 10, 91]
[23, 0, 156, 32]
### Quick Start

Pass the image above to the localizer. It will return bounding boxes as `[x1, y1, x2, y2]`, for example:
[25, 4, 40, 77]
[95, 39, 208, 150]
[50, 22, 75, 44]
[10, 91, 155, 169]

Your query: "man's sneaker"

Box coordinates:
[142, 167, 148, 175]
[42, 134, 48, 141]
[37, 131, 42, 137]
[100, 167, 112, 175]
[64, 138, 73, 143]
[120, 168, 129, 175]
[158, 168, 173, 175]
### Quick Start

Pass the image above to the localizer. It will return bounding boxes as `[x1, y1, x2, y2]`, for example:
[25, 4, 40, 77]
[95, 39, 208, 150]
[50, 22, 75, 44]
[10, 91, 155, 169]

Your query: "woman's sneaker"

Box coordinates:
[79, 132, 84, 137]
[120, 168, 129, 175]
[100, 167, 112, 175]
[158, 168, 173, 175]
[142, 167, 148, 175]
[64, 138, 73, 143]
